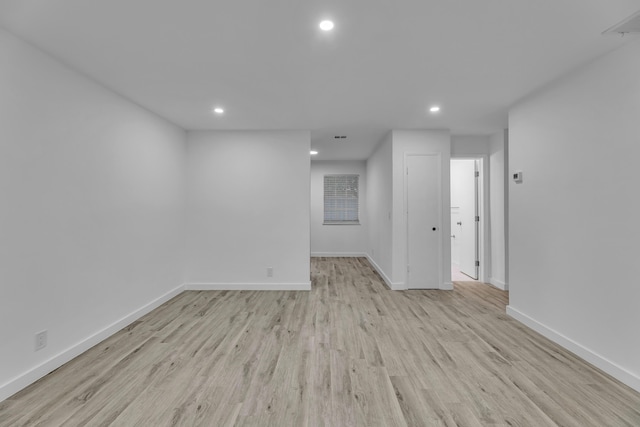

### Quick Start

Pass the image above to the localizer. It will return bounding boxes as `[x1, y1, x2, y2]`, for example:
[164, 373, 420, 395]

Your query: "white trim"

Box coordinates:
[506, 305, 640, 393]
[0, 284, 185, 402]
[489, 277, 509, 291]
[311, 252, 367, 257]
[185, 282, 311, 291]
[365, 254, 405, 290]
[440, 281, 454, 290]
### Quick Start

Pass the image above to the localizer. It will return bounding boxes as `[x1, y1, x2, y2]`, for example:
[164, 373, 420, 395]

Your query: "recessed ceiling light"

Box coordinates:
[429, 106, 441, 113]
[310, 150, 319, 155]
[213, 107, 224, 114]
[319, 20, 334, 31]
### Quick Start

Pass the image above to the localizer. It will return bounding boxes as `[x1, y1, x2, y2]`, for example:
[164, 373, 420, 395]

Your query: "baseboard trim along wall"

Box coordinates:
[311, 252, 367, 257]
[507, 305, 640, 393]
[185, 283, 311, 291]
[489, 277, 508, 291]
[365, 254, 405, 290]
[0, 284, 185, 402]
[441, 282, 454, 291]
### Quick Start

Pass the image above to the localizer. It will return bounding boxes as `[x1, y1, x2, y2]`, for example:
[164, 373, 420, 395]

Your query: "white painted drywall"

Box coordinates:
[186, 130, 310, 288]
[451, 135, 490, 157]
[366, 133, 394, 286]
[311, 161, 368, 256]
[489, 130, 508, 289]
[0, 28, 186, 399]
[509, 39, 640, 391]
[391, 130, 451, 289]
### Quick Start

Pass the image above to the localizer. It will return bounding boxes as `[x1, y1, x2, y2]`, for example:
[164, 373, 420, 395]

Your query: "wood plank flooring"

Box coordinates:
[1, 257, 639, 426]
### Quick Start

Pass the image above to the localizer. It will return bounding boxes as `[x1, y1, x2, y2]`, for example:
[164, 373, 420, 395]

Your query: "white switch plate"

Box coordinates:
[35, 330, 47, 351]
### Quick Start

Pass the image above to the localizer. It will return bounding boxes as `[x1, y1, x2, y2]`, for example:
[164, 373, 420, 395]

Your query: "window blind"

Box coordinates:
[324, 174, 359, 224]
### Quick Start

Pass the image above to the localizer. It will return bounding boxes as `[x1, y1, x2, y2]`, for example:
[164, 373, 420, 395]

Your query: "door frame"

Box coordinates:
[450, 155, 489, 284]
[404, 152, 443, 289]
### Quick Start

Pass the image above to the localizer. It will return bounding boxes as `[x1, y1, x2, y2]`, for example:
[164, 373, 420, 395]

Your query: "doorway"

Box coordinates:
[450, 158, 485, 282]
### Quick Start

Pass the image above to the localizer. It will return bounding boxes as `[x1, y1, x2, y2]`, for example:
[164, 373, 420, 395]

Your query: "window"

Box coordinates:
[324, 174, 359, 224]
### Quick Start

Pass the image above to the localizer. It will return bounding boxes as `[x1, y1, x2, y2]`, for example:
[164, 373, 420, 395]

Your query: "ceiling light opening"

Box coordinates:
[310, 150, 319, 155]
[213, 107, 224, 114]
[319, 20, 334, 31]
[429, 106, 441, 113]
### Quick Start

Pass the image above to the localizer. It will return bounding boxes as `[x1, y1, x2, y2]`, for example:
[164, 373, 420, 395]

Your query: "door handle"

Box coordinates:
[456, 221, 462, 226]
[451, 235, 455, 238]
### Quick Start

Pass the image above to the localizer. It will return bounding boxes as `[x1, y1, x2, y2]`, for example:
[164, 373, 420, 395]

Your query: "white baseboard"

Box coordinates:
[0, 284, 185, 402]
[506, 305, 640, 393]
[185, 282, 311, 291]
[440, 281, 454, 290]
[365, 254, 405, 290]
[489, 277, 509, 291]
[311, 252, 367, 257]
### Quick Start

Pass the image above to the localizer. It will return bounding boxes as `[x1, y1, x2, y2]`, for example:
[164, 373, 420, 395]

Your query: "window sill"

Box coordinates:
[323, 221, 360, 225]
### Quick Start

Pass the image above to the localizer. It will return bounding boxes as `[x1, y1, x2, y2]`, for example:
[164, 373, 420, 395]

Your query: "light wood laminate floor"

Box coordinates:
[1, 257, 639, 426]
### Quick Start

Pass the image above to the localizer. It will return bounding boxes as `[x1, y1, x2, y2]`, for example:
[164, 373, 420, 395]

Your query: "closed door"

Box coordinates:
[407, 154, 440, 289]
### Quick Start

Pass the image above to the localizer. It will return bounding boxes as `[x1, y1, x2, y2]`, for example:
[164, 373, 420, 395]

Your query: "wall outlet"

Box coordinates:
[35, 330, 47, 351]
[267, 267, 273, 277]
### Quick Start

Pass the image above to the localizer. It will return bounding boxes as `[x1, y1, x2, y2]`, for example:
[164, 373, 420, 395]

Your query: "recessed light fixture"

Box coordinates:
[319, 20, 334, 31]
[213, 107, 224, 114]
[429, 106, 441, 113]
[310, 150, 319, 155]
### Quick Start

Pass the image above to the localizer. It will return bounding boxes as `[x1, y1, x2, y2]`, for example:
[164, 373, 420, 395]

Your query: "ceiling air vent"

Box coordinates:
[603, 9, 640, 35]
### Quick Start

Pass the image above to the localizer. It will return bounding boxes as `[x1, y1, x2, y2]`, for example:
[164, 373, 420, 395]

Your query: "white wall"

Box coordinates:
[392, 130, 451, 289]
[311, 161, 367, 256]
[186, 131, 310, 290]
[508, 39, 640, 392]
[489, 130, 508, 289]
[451, 135, 490, 157]
[366, 133, 394, 286]
[0, 28, 187, 400]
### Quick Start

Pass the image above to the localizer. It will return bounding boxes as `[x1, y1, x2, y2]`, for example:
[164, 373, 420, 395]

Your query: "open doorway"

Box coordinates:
[451, 158, 486, 283]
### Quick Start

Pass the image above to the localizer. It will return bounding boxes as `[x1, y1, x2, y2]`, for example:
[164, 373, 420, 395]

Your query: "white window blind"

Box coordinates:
[324, 174, 359, 224]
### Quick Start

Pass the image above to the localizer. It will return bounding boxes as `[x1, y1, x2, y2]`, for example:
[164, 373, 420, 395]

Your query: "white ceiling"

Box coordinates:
[0, 0, 638, 160]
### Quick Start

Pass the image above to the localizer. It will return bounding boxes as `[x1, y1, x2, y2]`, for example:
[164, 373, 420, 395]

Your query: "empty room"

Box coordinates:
[1, 1, 639, 425]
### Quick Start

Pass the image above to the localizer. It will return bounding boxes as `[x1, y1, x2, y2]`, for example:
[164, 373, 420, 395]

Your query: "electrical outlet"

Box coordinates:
[267, 267, 273, 277]
[35, 330, 47, 351]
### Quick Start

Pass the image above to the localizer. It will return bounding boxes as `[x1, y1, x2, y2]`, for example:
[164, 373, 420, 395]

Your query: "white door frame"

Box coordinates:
[404, 152, 443, 289]
[450, 155, 489, 284]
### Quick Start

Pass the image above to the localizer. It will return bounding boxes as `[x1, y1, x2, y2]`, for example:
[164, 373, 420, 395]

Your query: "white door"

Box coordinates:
[451, 159, 478, 279]
[407, 154, 440, 289]
[450, 207, 460, 268]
